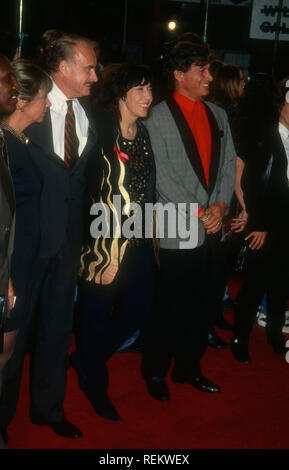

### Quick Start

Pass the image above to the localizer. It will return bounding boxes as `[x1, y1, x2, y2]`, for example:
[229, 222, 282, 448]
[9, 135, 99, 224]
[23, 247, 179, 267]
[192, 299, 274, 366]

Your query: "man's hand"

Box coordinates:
[201, 201, 227, 234]
[8, 278, 15, 311]
[245, 231, 267, 250]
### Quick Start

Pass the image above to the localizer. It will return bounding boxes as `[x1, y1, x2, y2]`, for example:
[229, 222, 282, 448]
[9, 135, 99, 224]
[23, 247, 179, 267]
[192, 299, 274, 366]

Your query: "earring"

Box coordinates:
[16, 104, 24, 112]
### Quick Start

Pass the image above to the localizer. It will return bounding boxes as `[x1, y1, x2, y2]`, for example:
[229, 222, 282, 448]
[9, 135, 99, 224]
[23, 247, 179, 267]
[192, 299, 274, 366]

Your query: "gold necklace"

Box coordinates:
[0, 120, 29, 145]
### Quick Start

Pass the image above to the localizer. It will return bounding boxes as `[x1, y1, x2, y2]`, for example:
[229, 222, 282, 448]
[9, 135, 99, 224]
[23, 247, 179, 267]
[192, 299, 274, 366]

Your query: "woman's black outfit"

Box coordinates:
[232, 124, 289, 357]
[3, 131, 43, 332]
[71, 118, 156, 419]
[0, 130, 44, 428]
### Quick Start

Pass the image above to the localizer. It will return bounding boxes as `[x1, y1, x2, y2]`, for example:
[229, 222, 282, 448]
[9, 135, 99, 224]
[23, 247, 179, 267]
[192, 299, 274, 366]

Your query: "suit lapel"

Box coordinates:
[166, 97, 222, 195]
[79, 122, 97, 159]
[27, 100, 98, 170]
[166, 96, 208, 191]
[26, 112, 68, 169]
[203, 102, 221, 196]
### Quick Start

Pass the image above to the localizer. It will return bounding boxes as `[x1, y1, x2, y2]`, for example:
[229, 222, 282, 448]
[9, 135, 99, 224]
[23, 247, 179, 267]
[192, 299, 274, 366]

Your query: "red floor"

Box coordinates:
[7, 312, 289, 450]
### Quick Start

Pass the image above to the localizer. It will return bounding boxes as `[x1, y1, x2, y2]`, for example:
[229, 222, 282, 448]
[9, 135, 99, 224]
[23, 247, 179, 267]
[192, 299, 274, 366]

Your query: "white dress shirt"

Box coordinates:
[278, 122, 289, 181]
[48, 81, 89, 159]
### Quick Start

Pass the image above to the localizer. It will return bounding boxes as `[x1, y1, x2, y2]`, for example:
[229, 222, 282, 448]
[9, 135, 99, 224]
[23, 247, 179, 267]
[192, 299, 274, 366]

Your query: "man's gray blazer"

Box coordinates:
[145, 97, 236, 249]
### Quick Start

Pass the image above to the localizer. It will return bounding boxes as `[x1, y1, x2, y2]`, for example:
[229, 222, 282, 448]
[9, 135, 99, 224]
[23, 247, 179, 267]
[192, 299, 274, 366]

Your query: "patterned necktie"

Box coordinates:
[64, 100, 79, 168]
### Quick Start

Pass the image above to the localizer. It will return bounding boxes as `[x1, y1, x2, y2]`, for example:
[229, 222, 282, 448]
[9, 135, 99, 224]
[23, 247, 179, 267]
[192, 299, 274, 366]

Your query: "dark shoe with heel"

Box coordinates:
[230, 337, 251, 364]
[88, 394, 121, 421]
[208, 329, 229, 349]
[146, 378, 170, 401]
[268, 340, 289, 356]
[81, 384, 121, 421]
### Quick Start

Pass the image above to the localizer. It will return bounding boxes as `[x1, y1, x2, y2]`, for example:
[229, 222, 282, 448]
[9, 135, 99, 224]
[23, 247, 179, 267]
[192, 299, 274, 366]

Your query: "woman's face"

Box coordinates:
[19, 88, 50, 124]
[121, 82, 152, 121]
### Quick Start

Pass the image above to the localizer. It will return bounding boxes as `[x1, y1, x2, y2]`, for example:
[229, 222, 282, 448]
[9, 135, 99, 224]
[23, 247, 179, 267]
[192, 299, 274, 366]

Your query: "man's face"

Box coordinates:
[0, 56, 19, 116]
[174, 63, 213, 101]
[62, 42, 98, 98]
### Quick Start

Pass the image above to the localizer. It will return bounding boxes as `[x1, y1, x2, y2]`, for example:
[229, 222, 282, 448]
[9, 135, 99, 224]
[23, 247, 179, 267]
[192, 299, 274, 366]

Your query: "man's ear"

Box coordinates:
[59, 60, 71, 77]
[16, 98, 27, 112]
[173, 69, 184, 83]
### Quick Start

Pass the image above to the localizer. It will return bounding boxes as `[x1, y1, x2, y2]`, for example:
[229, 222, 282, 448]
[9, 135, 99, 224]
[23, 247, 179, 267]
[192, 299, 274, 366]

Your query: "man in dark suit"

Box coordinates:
[0, 37, 98, 439]
[0, 53, 19, 448]
[142, 41, 236, 401]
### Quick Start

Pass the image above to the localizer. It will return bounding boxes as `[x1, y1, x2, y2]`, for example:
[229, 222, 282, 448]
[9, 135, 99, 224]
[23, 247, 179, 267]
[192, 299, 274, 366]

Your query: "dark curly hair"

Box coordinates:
[94, 62, 153, 124]
[164, 41, 212, 90]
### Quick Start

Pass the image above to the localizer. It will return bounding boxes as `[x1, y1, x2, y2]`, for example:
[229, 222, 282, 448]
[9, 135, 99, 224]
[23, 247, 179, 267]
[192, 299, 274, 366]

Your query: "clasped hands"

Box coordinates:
[199, 201, 227, 235]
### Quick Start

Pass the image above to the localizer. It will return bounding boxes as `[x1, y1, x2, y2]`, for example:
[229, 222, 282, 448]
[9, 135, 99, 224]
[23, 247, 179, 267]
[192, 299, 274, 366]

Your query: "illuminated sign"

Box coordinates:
[250, 0, 289, 40]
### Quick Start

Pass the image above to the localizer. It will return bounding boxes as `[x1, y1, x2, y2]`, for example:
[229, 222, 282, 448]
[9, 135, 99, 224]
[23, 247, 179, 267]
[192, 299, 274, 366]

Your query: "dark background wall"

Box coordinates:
[1, 0, 288, 79]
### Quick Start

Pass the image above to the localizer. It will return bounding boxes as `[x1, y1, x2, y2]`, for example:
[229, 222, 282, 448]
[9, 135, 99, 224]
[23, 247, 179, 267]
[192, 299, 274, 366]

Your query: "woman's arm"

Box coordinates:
[234, 156, 246, 211]
[230, 156, 248, 232]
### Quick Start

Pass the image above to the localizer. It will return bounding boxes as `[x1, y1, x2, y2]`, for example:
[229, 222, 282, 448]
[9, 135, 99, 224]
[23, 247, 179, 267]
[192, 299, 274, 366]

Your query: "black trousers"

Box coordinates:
[74, 242, 155, 397]
[233, 233, 289, 347]
[142, 237, 222, 380]
[0, 241, 80, 426]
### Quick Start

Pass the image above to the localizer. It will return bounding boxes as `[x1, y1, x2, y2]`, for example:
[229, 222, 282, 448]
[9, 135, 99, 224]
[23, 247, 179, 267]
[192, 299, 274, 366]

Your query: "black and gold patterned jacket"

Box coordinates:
[79, 115, 156, 285]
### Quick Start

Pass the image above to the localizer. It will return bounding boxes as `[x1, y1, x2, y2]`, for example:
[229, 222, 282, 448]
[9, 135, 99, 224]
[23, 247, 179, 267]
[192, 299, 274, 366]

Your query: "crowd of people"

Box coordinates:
[0, 28, 288, 449]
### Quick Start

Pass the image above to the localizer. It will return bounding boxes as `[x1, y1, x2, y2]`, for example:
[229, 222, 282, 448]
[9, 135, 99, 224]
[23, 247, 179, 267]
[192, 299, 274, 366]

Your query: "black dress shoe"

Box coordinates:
[172, 374, 221, 393]
[31, 416, 83, 439]
[208, 329, 229, 349]
[214, 316, 233, 331]
[91, 395, 121, 421]
[82, 386, 121, 421]
[230, 337, 251, 364]
[269, 343, 289, 356]
[146, 379, 170, 401]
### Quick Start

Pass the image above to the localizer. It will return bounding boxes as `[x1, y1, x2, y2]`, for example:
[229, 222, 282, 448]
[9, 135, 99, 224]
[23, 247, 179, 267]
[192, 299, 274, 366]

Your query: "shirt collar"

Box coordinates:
[48, 81, 78, 112]
[279, 121, 289, 140]
[173, 90, 201, 113]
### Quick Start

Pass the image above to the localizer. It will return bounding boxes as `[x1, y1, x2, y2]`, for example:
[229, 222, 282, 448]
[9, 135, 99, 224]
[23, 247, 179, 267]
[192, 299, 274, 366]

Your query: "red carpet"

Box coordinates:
[7, 311, 289, 450]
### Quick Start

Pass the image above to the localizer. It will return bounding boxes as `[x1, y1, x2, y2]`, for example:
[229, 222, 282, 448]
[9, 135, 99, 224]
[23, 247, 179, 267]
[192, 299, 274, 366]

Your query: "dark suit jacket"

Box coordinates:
[240, 127, 289, 233]
[25, 100, 98, 259]
[0, 130, 15, 297]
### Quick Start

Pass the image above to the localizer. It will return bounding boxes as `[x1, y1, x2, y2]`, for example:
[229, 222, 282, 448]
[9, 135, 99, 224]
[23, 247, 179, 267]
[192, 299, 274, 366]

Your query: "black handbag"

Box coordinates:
[234, 239, 252, 274]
